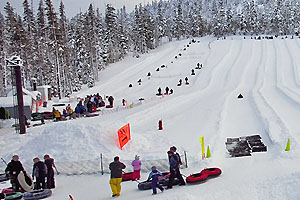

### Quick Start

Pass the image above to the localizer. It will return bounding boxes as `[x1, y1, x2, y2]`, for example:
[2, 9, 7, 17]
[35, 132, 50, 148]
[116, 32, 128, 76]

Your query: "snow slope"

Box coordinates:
[1, 36, 300, 199]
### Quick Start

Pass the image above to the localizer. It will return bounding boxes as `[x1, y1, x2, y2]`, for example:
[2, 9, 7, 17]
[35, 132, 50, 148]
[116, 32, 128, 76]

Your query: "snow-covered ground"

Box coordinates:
[1, 36, 300, 199]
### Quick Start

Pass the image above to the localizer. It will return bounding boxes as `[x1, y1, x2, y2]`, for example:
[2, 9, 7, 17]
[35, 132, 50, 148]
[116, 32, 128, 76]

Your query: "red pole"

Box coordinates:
[158, 120, 163, 130]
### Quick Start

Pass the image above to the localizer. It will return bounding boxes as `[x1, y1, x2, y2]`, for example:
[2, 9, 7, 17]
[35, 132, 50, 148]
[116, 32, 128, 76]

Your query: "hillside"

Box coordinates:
[1, 36, 300, 199]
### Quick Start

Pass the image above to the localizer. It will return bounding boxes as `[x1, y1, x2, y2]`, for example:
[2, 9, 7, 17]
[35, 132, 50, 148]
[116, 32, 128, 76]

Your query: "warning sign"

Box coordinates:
[118, 123, 131, 150]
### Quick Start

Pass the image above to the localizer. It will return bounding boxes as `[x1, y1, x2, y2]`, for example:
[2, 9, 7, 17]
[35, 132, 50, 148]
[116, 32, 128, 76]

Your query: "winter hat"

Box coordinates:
[167, 151, 173, 155]
[114, 156, 119, 161]
[172, 146, 177, 151]
[151, 166, 156, 171]
[135, 155, 140, 160]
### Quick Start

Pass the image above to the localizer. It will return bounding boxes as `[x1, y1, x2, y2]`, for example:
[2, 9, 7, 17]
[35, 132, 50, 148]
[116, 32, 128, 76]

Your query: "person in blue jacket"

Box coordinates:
[147, 166, 164, 195]
[166, 150, 185, 189]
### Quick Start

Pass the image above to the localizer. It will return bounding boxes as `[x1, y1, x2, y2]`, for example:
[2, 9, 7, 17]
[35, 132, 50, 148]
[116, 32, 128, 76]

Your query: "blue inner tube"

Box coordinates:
[23, 189, 52, 200]
[4, 192, 23, 200]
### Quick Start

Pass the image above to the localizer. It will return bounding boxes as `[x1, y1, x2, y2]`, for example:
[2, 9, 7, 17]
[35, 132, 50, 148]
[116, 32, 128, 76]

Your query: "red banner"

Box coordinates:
[118, 123, 131, 150]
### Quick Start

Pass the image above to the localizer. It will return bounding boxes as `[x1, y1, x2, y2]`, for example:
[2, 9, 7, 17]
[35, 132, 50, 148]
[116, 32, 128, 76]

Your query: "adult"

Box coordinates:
[109, 156, 126, 197]
[131, 155, 142, 181]
[166, 151, 185, 189]
[44, 154, 58, 189]
[32, 157, 47, 189]
[5, 155, 24, 191]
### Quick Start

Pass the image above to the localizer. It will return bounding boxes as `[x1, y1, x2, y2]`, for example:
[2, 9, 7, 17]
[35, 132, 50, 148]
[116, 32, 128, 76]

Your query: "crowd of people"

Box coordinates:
[109, 145, 185, 197]
[4, 154, 58, 193]
[51, 93, 115, 121]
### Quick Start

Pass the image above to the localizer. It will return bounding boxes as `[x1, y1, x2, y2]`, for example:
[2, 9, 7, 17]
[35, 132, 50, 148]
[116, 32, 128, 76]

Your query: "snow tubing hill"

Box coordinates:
[201, 168, 222, 178]
[23, 189, 52, 200]
[17, 171, 33, 192]
[138, 172, 179, 190]
[3, 192, 23, 200]
[122, 172, 133, 182]
[0, 174, 9, 182]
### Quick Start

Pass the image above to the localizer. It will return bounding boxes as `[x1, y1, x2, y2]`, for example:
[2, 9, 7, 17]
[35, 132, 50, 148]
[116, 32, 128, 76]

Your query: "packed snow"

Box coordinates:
[1, 36, 300, 199]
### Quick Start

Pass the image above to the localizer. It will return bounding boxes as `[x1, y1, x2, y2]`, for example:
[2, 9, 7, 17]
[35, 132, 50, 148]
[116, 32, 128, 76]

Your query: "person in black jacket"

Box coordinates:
[44, 154, 58, 189]
[32, 157, 47, 189]
[109, 156, 126, 197]
[5, 155, 24, 191]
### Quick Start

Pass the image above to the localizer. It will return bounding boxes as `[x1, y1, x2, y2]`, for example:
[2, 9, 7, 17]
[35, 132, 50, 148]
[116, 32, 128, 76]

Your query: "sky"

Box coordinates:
[0, 0, 153, 18]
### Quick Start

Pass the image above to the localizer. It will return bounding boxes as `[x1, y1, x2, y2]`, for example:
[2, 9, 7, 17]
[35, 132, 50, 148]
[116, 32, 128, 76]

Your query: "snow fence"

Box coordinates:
[0, 152, 189, 176]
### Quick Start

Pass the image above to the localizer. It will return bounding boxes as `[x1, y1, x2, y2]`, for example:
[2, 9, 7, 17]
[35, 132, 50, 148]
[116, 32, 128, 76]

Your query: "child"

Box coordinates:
[147, 166, 164, 195]
[131, 155, 141, 181]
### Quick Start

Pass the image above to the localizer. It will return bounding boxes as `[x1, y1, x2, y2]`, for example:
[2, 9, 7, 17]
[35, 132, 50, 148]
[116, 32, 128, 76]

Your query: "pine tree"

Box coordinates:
[0, 12, 6, 96]
[45, 0, 62, 98]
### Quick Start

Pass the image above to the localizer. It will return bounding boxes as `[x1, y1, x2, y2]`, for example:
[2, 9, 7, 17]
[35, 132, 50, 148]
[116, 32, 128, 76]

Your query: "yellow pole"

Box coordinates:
[199, 136, 205, 159]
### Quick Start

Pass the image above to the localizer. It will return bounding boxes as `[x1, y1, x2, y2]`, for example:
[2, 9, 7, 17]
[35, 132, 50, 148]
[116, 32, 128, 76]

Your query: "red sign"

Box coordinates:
[118, 123, 131, 150]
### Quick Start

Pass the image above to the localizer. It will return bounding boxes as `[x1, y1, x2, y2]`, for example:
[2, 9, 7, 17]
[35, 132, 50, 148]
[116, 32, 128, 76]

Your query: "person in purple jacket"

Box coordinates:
[131, 155, 142, 181]
[147, 166, 164, 195]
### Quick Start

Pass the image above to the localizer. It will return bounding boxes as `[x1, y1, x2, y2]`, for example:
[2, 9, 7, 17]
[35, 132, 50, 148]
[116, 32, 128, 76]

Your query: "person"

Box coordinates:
[32, 157, 47, 189]
[157, 87, 162, 95]
[62, 109, 68, 119]
[109, 156, 126, 197]
[5, 155, 24, 191]
[44, 154, 58, 189]
[147, 166, 164, 195]
[165, 87, 169, 95]
[53, 108, 61, 121]
[191, 69, 195, 75]
[122, 99, 127, 106]
[166, 151, 185, 189]
[170, 146, 183, 165]
[177, 79, 182, 86]
[185, 76, 189, 85]
[131, 155, 141, 181]
[108, 96, 114, 106]
[169, 89, 174, 95]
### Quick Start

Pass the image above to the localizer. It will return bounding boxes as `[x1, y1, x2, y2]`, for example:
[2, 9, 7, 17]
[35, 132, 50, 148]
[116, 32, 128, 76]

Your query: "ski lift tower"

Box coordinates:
[6, 56, 26, 134]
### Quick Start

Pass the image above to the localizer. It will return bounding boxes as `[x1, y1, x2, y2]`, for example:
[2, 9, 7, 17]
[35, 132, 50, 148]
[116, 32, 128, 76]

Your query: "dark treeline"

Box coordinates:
[0, 0, 299, 98]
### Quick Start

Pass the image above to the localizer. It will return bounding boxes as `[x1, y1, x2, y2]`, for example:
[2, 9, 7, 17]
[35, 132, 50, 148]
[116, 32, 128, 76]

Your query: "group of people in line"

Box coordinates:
[109, 146, 185, 197]
[4, 154, 58, 192]
[51, 93, 115, 121]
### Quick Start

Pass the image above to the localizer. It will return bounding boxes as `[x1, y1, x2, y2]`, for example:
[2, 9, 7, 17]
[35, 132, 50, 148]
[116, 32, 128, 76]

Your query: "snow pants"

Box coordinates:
[152, 180, 164, 194]
[109, 178, 122, 196]
[46, 169, 55, 189]
[132, 170, 141, 180]
[167, 168, 185, 188]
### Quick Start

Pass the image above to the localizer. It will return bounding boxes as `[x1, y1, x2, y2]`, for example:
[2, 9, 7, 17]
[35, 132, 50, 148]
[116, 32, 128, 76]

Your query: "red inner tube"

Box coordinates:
[186, 172, 208, 183]
[200, 168, 222, 177]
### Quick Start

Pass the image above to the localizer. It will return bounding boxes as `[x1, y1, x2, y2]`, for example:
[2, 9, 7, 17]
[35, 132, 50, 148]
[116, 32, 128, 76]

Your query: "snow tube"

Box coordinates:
[200, 168, 222, 178]
[85, 113, 99, 117]
[4, 192, 23, 200]
[42, 112, 53, 119]
[186, 172, 208, 184]
[122, 172, 133, 182]
[17, 171, 33, 192]
[0, 174, 9, 182]
[1, 188, 13, 194]
[138, 172, 179, 190]
[23, 189, 52, 200]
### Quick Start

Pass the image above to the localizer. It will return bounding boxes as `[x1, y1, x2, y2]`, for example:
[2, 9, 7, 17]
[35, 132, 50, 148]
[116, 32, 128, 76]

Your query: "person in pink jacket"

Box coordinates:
[131, 155, 142, 181]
